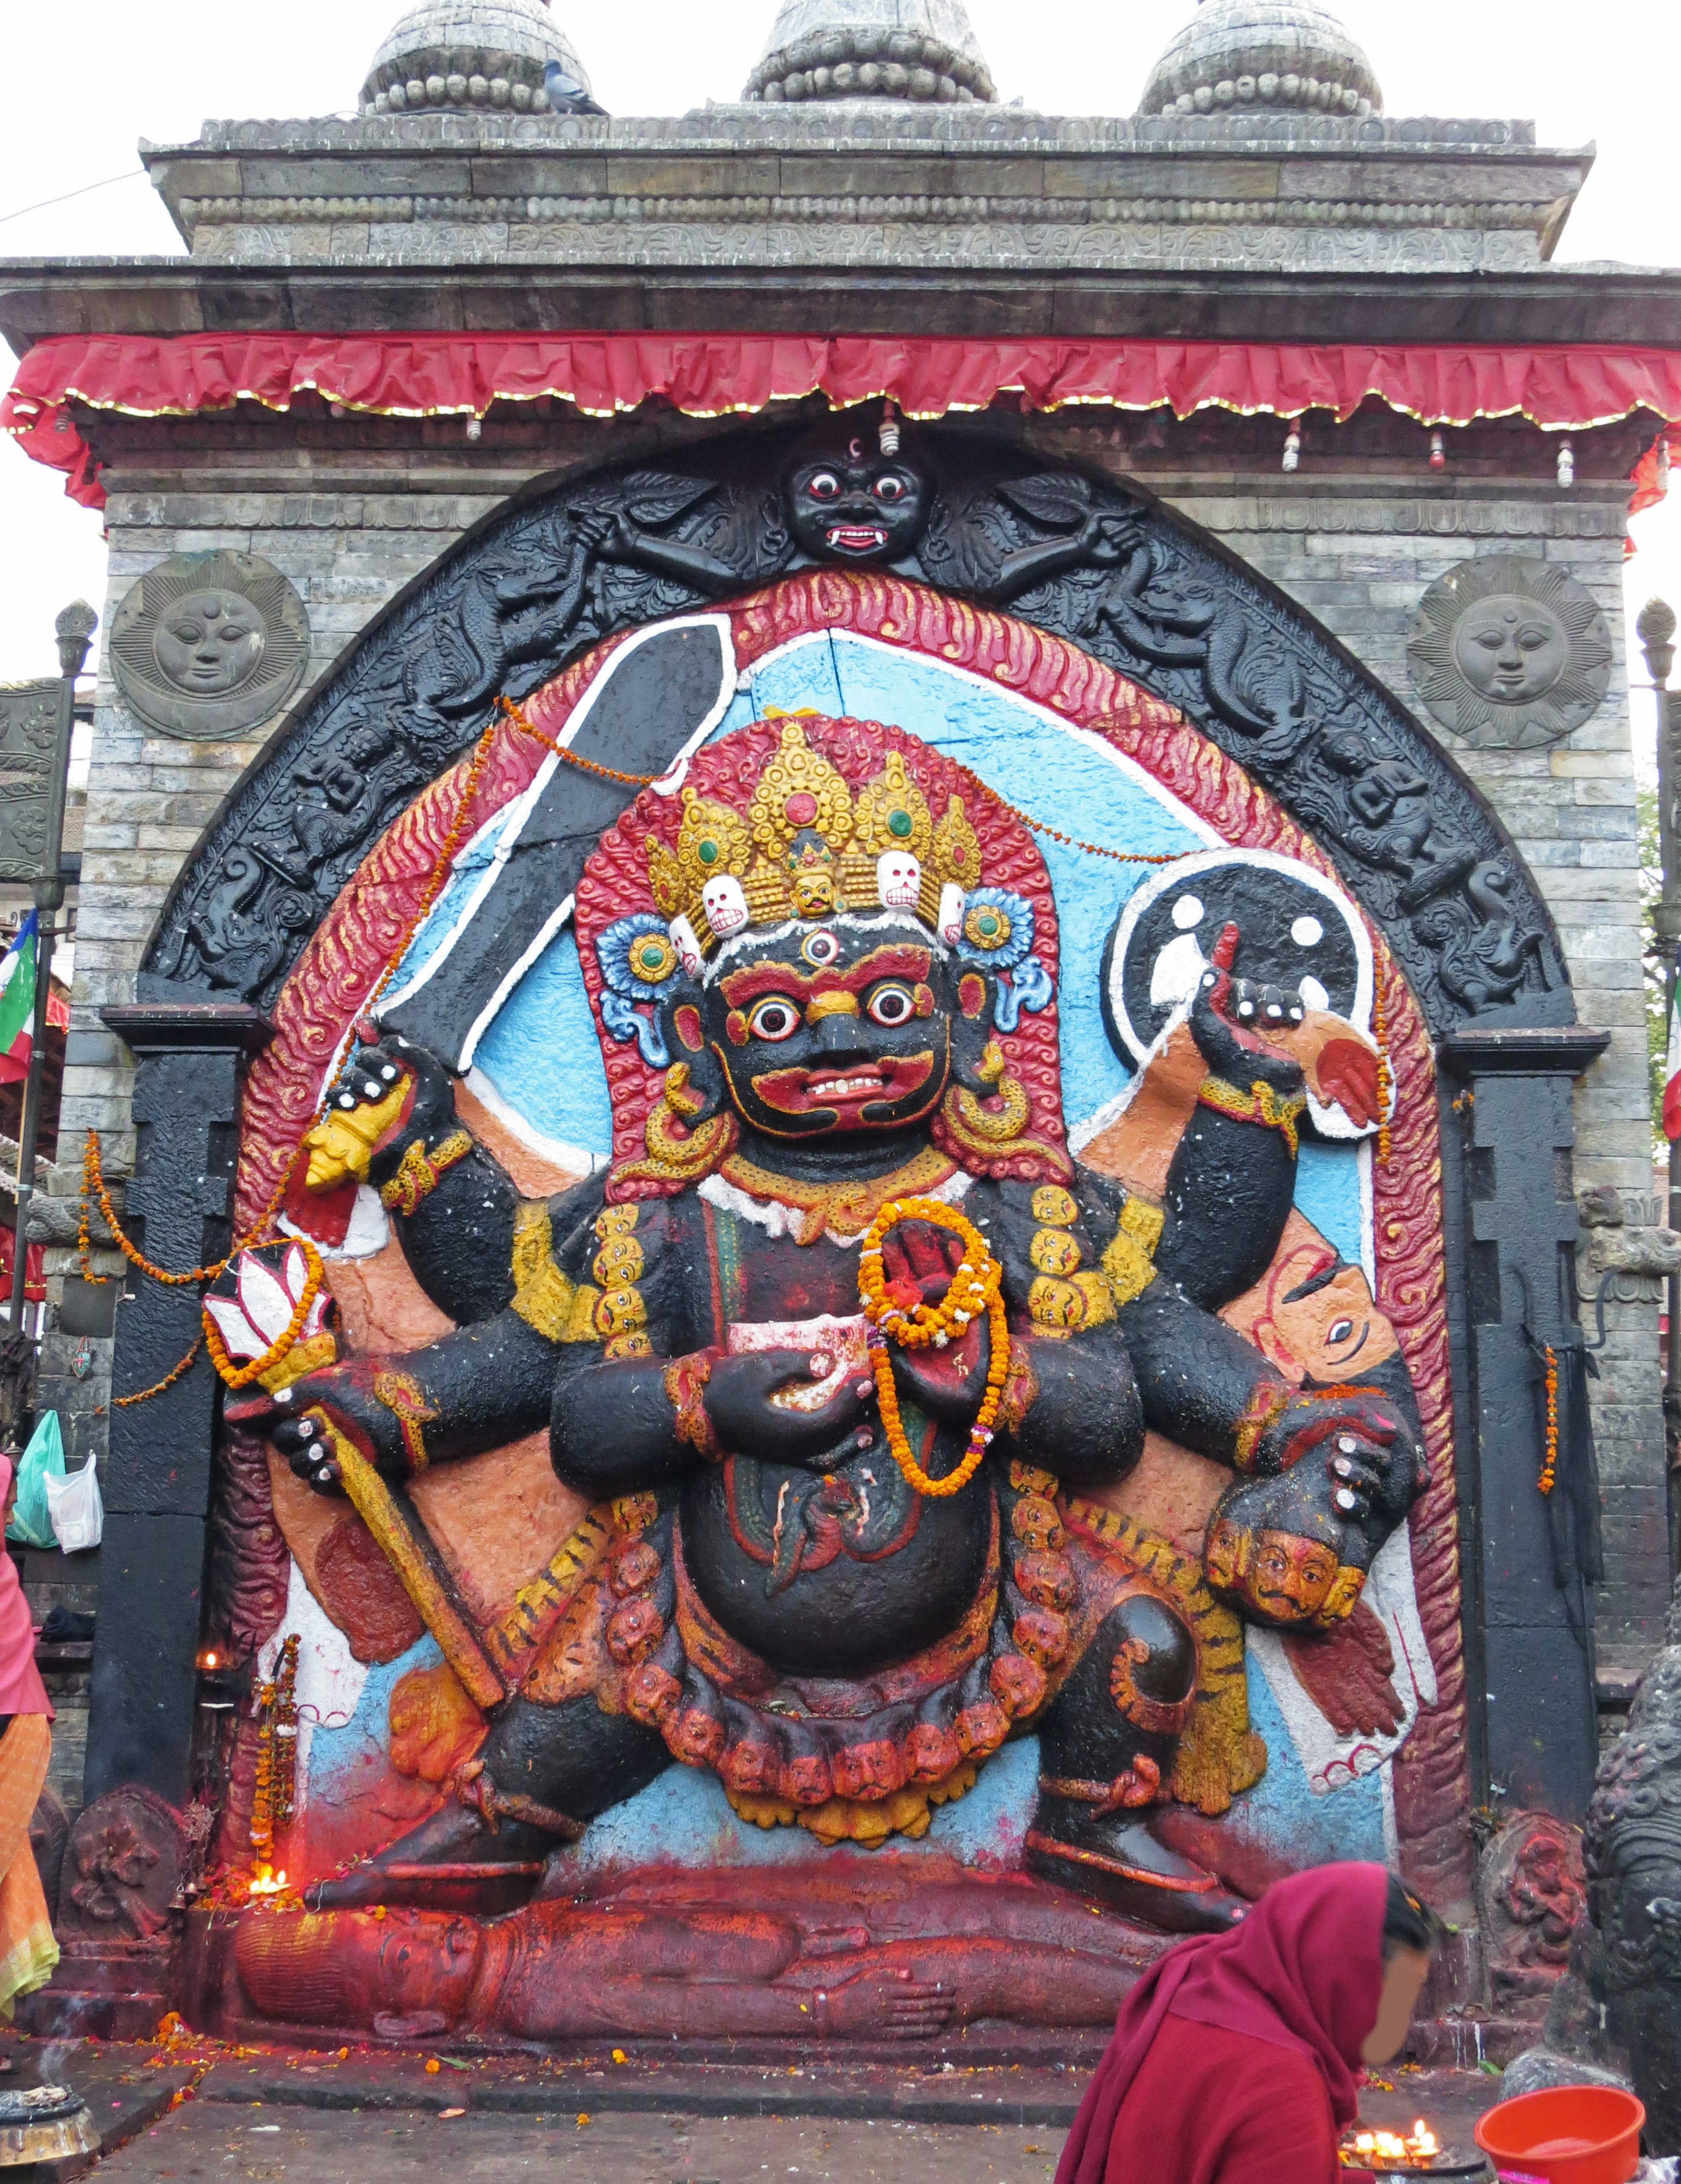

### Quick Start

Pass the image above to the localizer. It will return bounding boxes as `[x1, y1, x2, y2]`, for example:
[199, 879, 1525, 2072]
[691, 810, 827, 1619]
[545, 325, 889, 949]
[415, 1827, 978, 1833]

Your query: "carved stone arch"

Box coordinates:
[139, 419, 1571, 1040]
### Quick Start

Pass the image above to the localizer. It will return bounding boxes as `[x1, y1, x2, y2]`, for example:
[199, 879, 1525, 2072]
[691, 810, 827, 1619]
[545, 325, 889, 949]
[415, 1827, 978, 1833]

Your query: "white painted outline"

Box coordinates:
[376, 613, 737, 1033]
[464, 1064, 605, 1178]
[1106, 843, 1374, 1065]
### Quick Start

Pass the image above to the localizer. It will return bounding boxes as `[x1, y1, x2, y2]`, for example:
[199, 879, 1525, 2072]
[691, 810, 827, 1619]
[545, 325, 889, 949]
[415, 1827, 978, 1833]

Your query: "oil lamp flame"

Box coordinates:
[1342, 2117, 1441, 2169]
[248, 1867, 288, 1898]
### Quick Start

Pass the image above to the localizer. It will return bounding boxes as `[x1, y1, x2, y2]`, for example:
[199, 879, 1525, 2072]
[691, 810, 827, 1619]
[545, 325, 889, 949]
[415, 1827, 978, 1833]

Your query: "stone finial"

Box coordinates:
[743, 0, 997, 105]
[53, 600, 98, 681]
[360, 0, 592, 116]
[1139, 0, 1382, 121]
[1639, 597, 1678, 688]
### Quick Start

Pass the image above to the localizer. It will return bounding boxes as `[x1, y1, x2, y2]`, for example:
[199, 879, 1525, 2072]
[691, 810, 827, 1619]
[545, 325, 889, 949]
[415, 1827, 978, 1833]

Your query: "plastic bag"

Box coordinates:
[45, 1457, 102, 1555]
[7, 1411, 63, 1549]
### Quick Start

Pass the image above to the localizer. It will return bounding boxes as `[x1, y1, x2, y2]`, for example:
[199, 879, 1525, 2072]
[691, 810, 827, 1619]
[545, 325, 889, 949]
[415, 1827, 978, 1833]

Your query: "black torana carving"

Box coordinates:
[143, 413, 1569, 1037]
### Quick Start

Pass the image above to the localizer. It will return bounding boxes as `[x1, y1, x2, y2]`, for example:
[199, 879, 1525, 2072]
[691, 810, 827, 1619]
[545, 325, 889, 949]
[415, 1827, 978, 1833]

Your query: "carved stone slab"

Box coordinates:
[0, 679, 70, 881]
[110, 550, 310, 741]
[1407, 553, 1611, 750]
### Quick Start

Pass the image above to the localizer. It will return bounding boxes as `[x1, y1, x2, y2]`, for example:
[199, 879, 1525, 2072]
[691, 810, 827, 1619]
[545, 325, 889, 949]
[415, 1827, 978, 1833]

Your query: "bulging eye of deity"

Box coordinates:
[802, 929, 840, 968]
[746, 996, 803, 1043]
[784, 447, 932, 564]
[867, 982, 918, 1028]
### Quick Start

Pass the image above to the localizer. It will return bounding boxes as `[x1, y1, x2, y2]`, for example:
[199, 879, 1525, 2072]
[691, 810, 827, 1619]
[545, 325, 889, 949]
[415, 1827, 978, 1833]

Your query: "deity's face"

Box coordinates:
[152, 588, 266, 694]
[701, 917, 953, 1144]
[1452, 595, 1567, 706]
[785, 436, 932, 564]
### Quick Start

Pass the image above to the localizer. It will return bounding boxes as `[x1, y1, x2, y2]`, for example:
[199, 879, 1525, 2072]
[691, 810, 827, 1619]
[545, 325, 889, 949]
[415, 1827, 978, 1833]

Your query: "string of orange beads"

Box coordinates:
[858, 1197, 1010, 1499]
[498, 697, 1182, 869]
[1539, 1345, 1559, 1495]
[1372, 965, 1393, 1168]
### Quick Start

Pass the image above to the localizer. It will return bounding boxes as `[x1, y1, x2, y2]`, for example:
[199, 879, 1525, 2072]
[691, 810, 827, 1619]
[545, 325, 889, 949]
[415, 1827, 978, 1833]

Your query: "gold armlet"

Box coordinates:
[663, 1351, 721, 1460]
[372, 1368, 440, 1474]
[1196, 1077, 1306, 1159]
[379, 1129, 474, 1215]
[1232, 1383, 1291, 1472]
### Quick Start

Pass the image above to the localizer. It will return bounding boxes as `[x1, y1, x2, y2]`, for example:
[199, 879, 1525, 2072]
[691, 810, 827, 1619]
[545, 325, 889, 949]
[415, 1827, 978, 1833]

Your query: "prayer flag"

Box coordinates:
[0, 916, 38, 1086]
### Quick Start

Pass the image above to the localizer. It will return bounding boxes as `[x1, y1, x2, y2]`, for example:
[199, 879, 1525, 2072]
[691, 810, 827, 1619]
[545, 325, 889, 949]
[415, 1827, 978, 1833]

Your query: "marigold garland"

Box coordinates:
[498, 697, 1183, 869]
[81, 1131, 301, 1291]
[200, 1239, 325, 1391]
[74, 719, 499, 1401]
[1539, 1344, 1559, 1495]
[1373, 967, 1393, 1168]
[108, 1335, 203, 1412]
[858, 1196, 1010, 1499]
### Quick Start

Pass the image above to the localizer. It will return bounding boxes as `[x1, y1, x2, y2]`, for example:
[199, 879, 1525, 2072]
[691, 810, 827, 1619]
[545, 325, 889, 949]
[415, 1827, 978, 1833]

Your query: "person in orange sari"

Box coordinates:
[0, 1457, 57, 2030]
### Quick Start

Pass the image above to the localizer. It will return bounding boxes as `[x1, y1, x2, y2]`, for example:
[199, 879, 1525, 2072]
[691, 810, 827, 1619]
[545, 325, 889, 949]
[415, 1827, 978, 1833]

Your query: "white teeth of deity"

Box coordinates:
[810, 1353, 832, 1376]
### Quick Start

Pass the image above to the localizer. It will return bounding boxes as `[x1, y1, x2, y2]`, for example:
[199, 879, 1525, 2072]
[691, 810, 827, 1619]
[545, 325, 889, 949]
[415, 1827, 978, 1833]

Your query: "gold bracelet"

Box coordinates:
[372, 1368, 440, 1473]
[379, 1130, 474, 1215]
[663, 1351, 721, 1460]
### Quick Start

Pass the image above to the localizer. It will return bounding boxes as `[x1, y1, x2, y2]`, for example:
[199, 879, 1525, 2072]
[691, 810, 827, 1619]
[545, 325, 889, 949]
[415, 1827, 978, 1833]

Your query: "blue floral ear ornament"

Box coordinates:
[954, 887, 1055, 1034]
[596, 913, 686, 1069]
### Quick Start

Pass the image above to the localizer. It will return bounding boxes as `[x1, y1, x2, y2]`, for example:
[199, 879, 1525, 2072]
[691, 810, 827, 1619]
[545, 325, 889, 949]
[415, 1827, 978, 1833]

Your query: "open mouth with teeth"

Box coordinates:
[824, 523, 891, 555]
[751, 1052, 935, 1118]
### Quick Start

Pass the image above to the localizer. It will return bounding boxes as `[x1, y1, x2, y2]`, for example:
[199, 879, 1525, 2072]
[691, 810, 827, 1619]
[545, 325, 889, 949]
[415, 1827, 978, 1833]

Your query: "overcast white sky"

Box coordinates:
[1, 0, 1678, 757]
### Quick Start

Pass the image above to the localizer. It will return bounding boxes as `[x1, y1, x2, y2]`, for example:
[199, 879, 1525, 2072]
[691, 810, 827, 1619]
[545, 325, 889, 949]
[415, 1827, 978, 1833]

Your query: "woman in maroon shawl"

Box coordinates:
[1055, 1863, 1438, 2184]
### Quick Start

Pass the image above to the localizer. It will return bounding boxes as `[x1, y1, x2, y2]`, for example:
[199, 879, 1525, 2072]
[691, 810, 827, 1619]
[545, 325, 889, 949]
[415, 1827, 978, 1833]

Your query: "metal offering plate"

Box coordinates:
[1340, 2131, 1490, 2176]
[0, 2083, 99, 2166]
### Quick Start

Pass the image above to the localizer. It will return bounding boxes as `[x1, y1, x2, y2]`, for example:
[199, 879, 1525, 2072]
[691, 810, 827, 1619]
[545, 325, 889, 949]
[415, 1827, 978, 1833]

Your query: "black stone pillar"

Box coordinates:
[83, 1004, 271, 1807]
[1441, 1025, 1610, 1825]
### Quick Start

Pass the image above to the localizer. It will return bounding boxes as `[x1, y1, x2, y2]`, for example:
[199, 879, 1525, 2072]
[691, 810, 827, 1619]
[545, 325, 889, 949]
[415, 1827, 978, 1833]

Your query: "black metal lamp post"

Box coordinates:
[0, 600, 97, 1329]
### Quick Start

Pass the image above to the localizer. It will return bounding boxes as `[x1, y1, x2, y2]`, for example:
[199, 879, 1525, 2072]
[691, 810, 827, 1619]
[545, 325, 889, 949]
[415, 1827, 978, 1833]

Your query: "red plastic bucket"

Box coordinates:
[1472, 2085, 1645, 2184]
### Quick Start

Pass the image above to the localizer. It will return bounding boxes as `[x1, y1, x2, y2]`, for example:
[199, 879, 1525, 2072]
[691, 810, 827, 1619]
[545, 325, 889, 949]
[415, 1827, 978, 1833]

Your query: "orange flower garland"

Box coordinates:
[200, 1239, 326, 1392]
[498, 696, 1182, 870]
[1539, 1344, 1559, 1494]
[73, 719, 499, 1406]
[858, 1197, 1009, 1499]
[1372, 967, 1393, 1169]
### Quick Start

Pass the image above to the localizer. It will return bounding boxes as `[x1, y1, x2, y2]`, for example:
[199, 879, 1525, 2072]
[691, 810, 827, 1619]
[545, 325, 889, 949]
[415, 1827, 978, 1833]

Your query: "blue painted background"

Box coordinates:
[323, 622, 1387, 1868]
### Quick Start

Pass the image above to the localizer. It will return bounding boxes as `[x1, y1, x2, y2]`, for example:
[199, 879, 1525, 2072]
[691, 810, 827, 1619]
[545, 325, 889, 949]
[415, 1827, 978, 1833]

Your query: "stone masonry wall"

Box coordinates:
[45, 401, 1666, 1815]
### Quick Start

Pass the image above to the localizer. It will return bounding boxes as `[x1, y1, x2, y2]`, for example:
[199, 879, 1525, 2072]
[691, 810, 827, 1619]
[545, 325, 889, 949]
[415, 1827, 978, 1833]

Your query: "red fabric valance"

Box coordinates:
[7, 331, 1681, 515]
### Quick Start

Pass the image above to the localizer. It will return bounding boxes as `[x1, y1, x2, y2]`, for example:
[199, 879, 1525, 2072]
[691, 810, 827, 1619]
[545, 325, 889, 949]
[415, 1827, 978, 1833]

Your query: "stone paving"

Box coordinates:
[50, 2103, 1065, 2184]
[0, 2030, 1512, 2183]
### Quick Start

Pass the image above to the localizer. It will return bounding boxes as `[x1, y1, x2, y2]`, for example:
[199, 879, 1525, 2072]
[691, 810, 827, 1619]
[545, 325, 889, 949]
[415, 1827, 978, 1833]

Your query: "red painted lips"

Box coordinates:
[753, 1052, 935, 1117]
[825, 523, 890, 554]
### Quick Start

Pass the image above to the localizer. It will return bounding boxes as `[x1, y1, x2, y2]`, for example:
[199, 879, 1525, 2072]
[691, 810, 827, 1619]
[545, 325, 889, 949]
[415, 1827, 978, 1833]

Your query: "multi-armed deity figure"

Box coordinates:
[258, 705, 1425, 1945]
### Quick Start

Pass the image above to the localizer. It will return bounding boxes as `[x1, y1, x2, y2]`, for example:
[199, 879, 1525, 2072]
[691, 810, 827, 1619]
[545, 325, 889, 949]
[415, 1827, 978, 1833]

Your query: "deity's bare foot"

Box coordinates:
[816, 1965, 957, 2041]
[1026, 1804, 1247, 1934]
[305, 1801, 550, 1911]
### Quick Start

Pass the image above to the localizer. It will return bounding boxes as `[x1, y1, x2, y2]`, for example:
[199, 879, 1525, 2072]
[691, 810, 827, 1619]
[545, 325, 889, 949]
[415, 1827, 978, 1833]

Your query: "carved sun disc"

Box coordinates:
[111, 550, 310, 741]
[1407, 554, 1611, 750]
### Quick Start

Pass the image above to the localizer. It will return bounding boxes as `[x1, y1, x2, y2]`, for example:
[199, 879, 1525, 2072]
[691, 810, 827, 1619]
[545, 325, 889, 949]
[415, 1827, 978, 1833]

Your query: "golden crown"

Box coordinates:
[645, 723, 982, 966]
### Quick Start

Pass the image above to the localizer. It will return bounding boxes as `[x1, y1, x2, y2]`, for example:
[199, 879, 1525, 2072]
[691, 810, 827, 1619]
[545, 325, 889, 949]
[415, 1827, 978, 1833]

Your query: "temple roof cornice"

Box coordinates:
[4, 261, 1680, 357]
